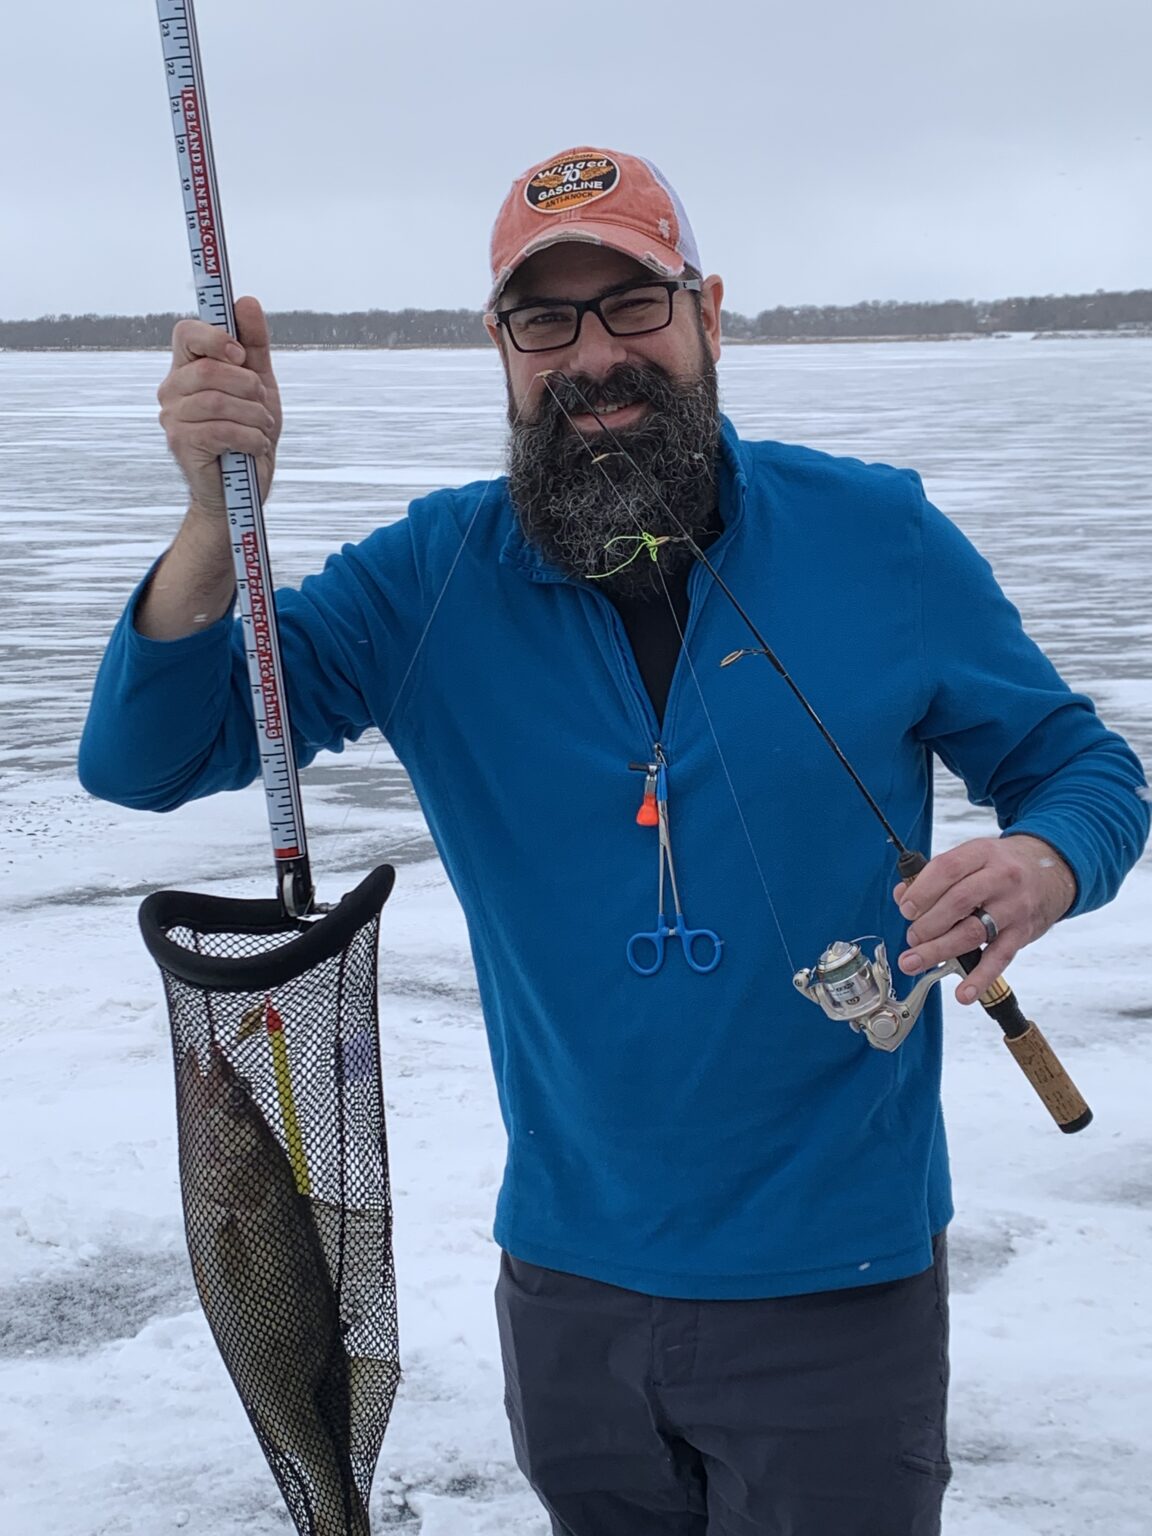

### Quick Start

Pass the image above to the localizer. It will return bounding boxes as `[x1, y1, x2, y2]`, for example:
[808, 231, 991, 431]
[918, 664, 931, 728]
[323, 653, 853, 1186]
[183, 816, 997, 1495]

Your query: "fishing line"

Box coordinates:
[321, 387, 545, 875]
[374, 476, 502, 746]
[315, 477, 501, 873]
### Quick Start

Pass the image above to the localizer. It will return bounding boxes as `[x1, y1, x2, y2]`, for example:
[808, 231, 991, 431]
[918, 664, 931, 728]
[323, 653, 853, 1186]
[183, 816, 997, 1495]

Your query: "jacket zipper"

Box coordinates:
[586, 587, 661, 743]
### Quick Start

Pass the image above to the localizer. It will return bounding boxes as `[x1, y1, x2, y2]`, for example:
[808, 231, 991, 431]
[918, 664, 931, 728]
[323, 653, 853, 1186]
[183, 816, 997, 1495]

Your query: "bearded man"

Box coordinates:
[80, 147, 1150, 1536]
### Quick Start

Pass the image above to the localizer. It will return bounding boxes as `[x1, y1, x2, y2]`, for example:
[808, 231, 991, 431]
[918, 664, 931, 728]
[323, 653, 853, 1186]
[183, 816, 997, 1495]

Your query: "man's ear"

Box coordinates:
[699, 275, 724, 363]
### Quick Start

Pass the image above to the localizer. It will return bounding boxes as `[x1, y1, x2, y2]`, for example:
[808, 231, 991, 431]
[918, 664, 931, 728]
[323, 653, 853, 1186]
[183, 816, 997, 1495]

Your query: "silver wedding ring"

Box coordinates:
[975, 908, 998, 944]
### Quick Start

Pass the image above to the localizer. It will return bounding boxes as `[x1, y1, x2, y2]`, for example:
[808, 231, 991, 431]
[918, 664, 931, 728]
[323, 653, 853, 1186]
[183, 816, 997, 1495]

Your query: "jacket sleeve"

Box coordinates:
[912, 488, 1150, 917]
[77, 515, 427, 812]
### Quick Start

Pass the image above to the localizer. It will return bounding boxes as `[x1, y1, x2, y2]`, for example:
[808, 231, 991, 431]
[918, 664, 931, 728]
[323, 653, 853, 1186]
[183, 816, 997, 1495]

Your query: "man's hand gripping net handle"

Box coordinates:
[897, 850, 1092, 1133]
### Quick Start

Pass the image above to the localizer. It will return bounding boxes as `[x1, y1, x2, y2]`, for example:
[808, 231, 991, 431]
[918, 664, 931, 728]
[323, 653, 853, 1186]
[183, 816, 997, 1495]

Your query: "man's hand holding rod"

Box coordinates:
[140, 296, 281, 641]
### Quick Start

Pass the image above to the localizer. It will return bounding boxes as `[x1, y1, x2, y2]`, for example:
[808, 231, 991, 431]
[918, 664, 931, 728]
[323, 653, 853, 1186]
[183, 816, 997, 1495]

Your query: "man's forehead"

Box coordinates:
[505, 243, 655, 300]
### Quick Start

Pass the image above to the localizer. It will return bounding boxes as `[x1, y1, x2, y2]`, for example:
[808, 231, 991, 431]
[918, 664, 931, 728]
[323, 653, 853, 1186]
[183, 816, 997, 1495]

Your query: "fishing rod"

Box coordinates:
[157, 0, 312, 919]
[543, 373, 1092, 1134]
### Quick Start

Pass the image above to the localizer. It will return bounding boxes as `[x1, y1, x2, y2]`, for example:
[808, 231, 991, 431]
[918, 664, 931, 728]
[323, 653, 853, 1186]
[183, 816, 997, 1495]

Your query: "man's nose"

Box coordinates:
[564, 310, 630, 376]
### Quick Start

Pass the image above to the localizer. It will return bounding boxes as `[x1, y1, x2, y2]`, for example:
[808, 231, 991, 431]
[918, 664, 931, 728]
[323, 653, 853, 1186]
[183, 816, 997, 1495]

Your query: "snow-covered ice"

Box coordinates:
[0, 339, 1149, 1534]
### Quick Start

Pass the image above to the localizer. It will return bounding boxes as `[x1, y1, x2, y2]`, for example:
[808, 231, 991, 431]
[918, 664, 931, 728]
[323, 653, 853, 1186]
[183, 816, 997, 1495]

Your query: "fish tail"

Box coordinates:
[306, 1383, 369, 1536]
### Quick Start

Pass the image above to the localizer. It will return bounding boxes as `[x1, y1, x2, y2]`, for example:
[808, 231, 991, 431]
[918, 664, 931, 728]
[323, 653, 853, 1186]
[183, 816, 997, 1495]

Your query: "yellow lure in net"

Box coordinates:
[265, 1000, 311, 1195]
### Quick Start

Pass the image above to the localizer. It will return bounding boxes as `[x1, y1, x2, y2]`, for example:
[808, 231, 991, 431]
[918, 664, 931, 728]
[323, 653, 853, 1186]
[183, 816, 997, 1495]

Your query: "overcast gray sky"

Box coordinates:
[2, 0, 1148, 319]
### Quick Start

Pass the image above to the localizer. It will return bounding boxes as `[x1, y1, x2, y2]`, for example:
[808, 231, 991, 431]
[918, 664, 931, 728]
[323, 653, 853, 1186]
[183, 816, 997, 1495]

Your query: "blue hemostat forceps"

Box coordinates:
[627, 758, 723, 976]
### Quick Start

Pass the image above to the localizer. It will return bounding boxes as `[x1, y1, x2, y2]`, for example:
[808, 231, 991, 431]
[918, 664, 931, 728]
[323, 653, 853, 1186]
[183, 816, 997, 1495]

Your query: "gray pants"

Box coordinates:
[496, 1233, 951, 1536]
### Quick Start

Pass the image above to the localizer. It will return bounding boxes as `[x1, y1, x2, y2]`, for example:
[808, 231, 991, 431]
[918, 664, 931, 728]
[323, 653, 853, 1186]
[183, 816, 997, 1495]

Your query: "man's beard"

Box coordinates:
[505, 356, 722, 599]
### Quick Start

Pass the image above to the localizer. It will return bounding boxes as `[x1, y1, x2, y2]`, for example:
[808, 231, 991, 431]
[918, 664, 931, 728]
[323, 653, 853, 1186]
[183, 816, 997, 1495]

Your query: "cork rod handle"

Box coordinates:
[896, 848, 1092, 1133]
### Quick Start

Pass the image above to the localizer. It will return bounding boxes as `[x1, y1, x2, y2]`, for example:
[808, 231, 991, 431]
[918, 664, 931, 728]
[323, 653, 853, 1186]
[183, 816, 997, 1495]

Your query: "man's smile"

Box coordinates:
[568, 400, 650, 433]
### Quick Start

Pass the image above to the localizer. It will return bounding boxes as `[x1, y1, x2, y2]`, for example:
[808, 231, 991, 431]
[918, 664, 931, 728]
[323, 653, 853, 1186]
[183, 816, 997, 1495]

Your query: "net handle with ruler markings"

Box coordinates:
[156, 0, 313, 918]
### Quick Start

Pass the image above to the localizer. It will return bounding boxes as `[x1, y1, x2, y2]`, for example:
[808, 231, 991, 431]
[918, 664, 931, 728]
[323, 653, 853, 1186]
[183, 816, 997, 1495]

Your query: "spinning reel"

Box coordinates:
[793, 939, 961, 1052]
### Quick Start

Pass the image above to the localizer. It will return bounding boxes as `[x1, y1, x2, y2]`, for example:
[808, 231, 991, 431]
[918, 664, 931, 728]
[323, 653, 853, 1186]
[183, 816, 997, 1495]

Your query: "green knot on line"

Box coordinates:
[588, 532, 675, 580]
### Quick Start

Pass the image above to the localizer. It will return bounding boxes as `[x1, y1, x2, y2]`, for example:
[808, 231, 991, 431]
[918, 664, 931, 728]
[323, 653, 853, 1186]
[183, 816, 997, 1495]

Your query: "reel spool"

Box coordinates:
[793, 939, 961, 1052]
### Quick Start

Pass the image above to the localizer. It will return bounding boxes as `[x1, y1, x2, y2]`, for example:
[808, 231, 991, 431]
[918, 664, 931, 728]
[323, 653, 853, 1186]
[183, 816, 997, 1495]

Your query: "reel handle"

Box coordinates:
[896, 849, 1092, 1134]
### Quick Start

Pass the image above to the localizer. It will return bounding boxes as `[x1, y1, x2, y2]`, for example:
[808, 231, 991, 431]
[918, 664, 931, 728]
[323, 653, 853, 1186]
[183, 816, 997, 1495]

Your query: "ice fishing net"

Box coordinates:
[139, 864, 398, 1536]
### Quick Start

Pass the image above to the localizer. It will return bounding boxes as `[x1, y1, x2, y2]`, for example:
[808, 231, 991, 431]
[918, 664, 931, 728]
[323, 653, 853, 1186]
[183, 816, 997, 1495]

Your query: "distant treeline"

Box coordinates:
[3, 289, 1151, 350]
[722, 288, 1152, 341]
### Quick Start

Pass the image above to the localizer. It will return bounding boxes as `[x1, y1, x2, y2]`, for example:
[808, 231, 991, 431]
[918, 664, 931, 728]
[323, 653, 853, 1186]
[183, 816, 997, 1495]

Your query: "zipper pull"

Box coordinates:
[653, 742, 669, 806]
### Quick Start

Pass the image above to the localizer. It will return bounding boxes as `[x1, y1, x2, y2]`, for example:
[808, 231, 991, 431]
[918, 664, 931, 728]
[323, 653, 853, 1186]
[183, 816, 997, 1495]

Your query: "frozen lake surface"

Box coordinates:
[1, 339, 1150, 1534]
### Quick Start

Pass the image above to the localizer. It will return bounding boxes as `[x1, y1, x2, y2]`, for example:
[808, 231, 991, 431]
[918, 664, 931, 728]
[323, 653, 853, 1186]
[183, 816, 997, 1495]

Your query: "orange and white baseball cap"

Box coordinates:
[487, 147, 702, 310]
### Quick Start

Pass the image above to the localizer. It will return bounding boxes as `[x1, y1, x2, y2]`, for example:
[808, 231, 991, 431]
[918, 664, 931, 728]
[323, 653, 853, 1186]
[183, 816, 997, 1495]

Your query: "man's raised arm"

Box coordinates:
[80, 296, 293, 809]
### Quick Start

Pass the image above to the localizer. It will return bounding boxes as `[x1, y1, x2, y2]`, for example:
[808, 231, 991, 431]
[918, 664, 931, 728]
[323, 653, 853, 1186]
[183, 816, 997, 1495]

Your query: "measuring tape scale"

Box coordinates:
[158, 0, 312, 915]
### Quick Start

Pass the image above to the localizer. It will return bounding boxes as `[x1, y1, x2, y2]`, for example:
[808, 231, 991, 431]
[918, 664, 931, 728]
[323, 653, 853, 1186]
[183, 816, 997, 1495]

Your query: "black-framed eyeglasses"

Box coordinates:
[491, 278, 703, 354]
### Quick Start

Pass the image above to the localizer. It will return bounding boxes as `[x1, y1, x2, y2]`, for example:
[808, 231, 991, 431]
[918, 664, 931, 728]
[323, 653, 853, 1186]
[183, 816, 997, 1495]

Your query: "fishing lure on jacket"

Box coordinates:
[541, 373, 1093, 1135]
[588, 530, 686, 580]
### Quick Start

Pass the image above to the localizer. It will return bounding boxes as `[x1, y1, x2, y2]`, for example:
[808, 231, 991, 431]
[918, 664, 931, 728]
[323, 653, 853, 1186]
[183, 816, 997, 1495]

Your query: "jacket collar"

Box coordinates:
[499, 413, 750, 583]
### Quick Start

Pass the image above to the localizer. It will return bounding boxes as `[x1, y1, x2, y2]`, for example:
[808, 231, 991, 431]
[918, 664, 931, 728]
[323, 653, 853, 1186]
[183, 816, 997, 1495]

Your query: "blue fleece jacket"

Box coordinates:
[79, 420, 1150, 1298]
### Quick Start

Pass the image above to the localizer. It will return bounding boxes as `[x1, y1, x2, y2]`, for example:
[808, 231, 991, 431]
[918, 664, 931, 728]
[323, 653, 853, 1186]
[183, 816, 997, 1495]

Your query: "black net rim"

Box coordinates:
[138, 864, 396, 991]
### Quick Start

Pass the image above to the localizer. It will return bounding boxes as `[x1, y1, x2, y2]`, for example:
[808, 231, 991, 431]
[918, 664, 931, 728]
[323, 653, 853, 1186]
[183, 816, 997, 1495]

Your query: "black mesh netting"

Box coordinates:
[139, 864, 398, 1536]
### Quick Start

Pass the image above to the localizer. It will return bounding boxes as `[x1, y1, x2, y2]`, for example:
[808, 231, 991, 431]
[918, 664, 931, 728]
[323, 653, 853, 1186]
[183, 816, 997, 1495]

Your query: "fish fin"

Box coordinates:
[214, 1211, 251, 1291]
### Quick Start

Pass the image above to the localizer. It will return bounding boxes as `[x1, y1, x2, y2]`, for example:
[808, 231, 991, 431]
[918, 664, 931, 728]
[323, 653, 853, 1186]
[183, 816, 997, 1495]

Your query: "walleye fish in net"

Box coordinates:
[140, 865, 399, 1536]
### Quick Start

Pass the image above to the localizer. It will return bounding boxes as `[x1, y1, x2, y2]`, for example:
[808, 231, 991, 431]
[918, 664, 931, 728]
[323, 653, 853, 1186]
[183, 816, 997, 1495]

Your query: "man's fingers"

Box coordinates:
[184, 421, 275, 463]
[176, 390, 277, 432]
[161, 357, 267, 404]
[899, 910, 1003, 973]
[892, 836, 1067, 1003]
[160, 302, 279, 512]
[904, 870, 991, 949]
[235, 296, 273, 374]
[172, 317, 245, 368]
[954, 936, 1018, 1004]
[894, 838, 992, 918]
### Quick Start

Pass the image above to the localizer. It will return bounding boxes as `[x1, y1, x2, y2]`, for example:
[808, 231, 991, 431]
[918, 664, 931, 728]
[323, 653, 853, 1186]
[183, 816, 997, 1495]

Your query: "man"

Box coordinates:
[80, 147, 1149, 1535]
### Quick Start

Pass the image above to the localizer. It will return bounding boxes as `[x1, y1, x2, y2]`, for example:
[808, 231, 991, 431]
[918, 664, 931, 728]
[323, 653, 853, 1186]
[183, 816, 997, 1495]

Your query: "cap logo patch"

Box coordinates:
[525, 155, 620, 215]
